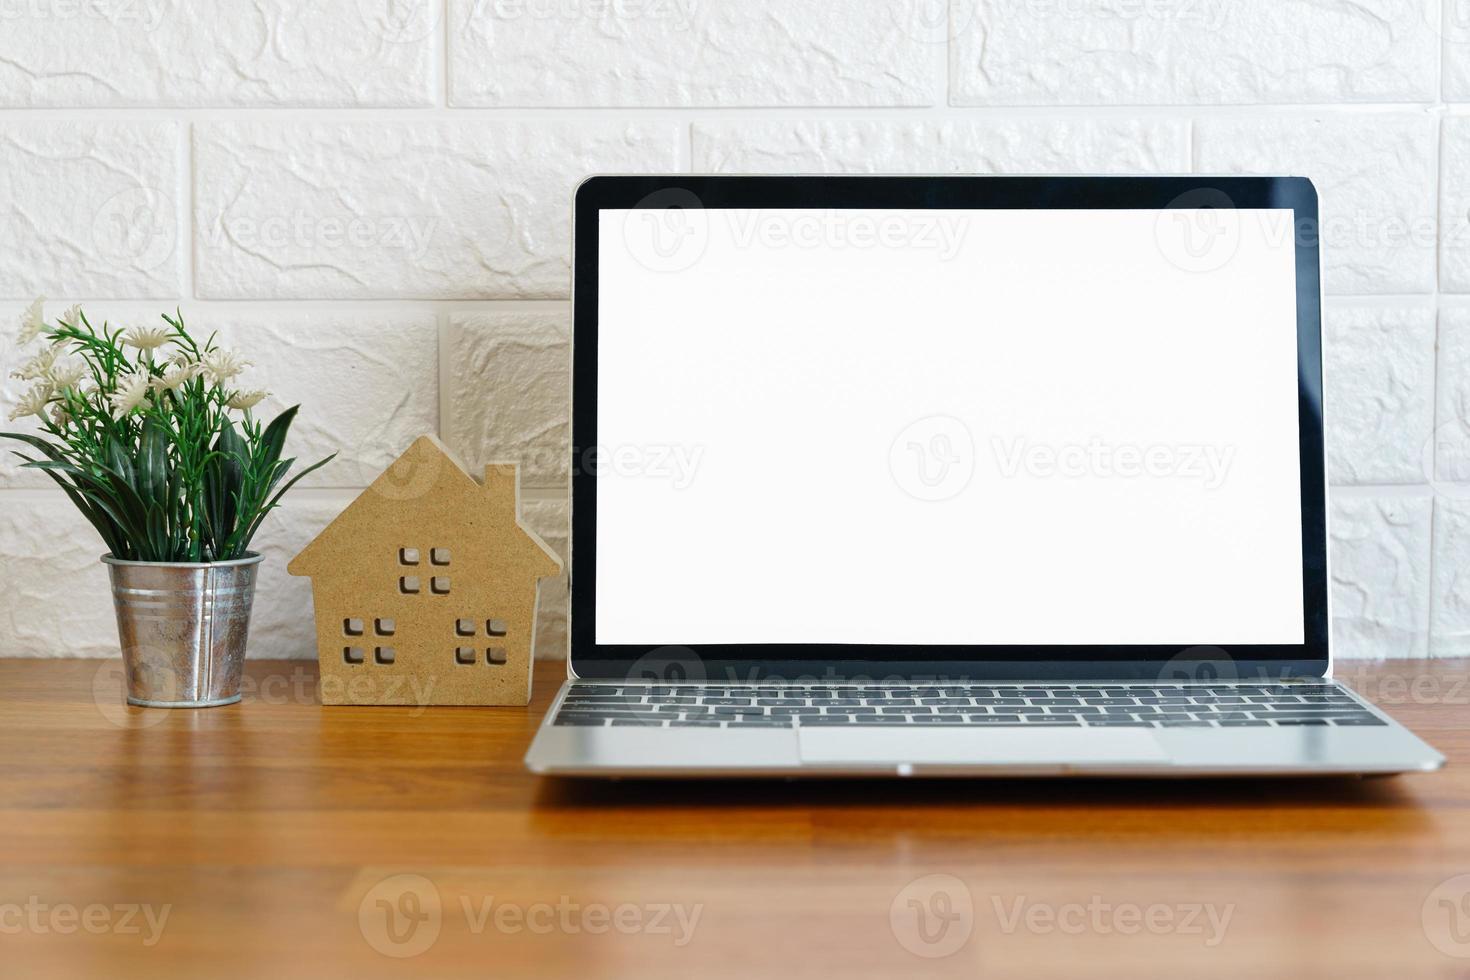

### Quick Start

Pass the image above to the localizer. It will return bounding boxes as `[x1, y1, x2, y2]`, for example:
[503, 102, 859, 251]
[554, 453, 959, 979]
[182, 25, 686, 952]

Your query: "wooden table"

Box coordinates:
[2, 658, 1467, 978]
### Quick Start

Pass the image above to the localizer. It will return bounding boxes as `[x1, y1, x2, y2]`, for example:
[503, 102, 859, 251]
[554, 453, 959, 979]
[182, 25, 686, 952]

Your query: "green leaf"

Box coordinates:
[230, 453, 335, 556]
[138, 416, 168, 507]
[15, 454, 126, 557]
[258, 405, 299, 469]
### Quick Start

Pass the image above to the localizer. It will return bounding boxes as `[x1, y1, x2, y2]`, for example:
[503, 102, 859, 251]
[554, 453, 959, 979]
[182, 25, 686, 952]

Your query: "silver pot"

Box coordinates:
[102, 553, 263, 708]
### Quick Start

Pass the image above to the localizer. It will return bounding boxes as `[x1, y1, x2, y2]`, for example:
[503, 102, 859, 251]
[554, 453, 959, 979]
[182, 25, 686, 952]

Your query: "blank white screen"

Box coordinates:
[595, 207, 1305, 646]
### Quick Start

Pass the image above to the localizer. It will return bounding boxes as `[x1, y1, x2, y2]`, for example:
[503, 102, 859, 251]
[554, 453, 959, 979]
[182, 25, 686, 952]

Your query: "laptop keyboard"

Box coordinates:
[551, 682, 1385, 729]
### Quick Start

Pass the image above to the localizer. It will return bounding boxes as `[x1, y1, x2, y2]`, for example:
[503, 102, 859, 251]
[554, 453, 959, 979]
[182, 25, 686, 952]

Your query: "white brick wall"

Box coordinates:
[1, 0, 1467, 660]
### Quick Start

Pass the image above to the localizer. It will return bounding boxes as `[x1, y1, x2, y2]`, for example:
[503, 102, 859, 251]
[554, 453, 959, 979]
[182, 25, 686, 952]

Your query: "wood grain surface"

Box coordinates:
[1, 657, 1467, 979]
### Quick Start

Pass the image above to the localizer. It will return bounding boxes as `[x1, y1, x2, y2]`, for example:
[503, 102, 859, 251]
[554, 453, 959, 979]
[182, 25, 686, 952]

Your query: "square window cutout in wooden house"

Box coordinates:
[289, 436, 562, 706]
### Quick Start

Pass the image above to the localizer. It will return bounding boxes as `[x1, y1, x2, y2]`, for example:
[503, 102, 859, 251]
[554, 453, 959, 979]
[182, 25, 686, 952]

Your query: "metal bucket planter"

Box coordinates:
[102, 553, 263, 708]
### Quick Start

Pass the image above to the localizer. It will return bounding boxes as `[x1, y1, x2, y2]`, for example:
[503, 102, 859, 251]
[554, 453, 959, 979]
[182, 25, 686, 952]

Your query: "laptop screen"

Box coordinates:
[594, 206, 1305, 648]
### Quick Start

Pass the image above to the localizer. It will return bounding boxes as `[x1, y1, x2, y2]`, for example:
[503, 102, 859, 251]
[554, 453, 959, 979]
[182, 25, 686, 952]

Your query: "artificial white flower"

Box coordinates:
[202, 349, 251, 384]
[50, 402, 71, 428]
[46, 360, 87, 392]
[154, 361, 203, 392]
[7, 382, 52, 422]
[108, 372, 151, 418]
[59, 304, 83, 328]
[16, 297, 45, 345]
[11, 345, 59, 382]
[122, 325, 172, 351]
[227, 389, 269, 411]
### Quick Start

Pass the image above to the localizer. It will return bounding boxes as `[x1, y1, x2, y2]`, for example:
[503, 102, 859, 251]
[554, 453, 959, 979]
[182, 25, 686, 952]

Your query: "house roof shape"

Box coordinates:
[287, 434, 561, 581]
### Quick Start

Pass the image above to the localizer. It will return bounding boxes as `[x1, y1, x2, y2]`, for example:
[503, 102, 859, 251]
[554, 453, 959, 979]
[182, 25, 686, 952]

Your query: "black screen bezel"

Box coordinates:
[570, 175, 1327, 681]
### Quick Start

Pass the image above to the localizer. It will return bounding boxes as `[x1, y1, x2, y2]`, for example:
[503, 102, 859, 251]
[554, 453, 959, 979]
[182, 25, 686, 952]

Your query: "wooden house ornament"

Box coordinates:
[288, 435, 561, 706]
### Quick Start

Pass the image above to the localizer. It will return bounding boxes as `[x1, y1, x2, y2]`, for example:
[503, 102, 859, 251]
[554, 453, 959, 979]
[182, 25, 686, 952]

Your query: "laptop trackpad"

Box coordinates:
[798, 728, 1170, 767]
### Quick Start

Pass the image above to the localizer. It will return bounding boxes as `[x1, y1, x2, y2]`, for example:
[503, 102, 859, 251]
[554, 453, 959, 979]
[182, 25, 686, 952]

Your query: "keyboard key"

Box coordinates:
[611, 720, 664, 727]
[1275, 719, 1328, 726]
[554, 715, 607, 726]
[1333, 717, 1387, 726]
[670, 720, 723, 727]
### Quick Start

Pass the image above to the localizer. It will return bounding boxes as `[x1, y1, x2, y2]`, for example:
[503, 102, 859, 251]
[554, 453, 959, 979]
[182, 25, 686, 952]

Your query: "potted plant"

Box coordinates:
[3, 300, 332, 708]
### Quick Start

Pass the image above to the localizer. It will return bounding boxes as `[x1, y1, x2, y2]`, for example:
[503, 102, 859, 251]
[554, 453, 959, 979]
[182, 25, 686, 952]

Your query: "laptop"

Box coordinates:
[524, 174, 1444, 777]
